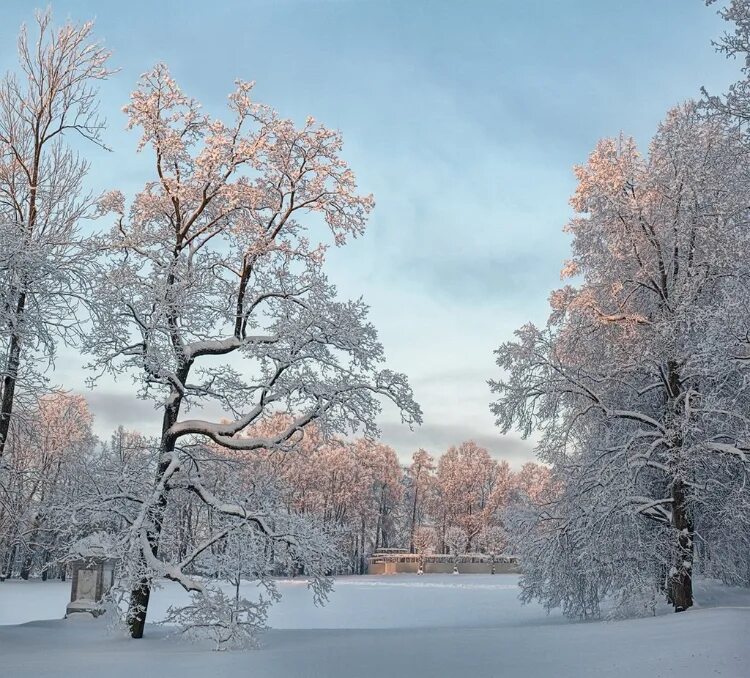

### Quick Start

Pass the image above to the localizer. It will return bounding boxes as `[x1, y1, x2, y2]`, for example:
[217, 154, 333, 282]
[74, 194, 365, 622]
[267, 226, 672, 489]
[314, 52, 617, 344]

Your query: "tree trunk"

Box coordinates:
[0, 295, 26, 460]
[40, 550, 50, 581]
[1, 116, 40, 460]
[20, 519, 39, 580]
[3, 543, 17, 579]
[409, 485, 419, 553]
[669, 478, 693, 612]
[359, 516, 366, 574]
[19, 551, 32, 580]
[128, 578, 152, 638]
[664, 360, 693, 612]
[127, 448, 174, 638]
[374, 505, 382, 551]
[127, 371, 188, 638]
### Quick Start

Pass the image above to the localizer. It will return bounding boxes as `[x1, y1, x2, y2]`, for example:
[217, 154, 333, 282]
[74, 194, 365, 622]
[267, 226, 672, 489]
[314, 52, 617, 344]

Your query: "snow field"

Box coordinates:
[0, 574, 747, 678]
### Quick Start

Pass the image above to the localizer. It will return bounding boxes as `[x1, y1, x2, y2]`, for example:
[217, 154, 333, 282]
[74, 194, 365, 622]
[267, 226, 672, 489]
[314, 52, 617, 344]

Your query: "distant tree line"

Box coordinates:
[0, 399, 549, 586]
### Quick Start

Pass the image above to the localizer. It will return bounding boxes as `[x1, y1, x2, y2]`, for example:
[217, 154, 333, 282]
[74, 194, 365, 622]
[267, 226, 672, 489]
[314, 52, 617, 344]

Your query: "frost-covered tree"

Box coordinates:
[704, 1, 750, 119]
[406, 448, 434, 553]
[162, 523, 280, 650]
[0, 11, 112, 459]
[355, 439, 403, 551]
[699, 0, 750, 589]
[444, 525, 468, 559]
[0, 392, 95, 579]
[434, 441, 506, 552]
[491, 103, 750, 616]
[157, 445, 342, 649]
[412, 524, 437, 554]
[88, 65, 420, 639]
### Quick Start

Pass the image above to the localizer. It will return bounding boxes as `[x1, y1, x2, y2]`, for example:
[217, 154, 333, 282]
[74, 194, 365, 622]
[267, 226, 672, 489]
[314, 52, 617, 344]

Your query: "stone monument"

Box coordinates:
[66, 556, 117, 617]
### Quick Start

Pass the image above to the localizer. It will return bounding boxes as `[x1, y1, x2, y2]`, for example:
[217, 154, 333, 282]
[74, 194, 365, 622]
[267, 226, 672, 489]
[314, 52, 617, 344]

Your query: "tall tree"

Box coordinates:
[406, 448, 434, 553]
[492, 103, 750, 616]
[435, 441, 502, 552]
[355, 439, 403, 551]
[88, 65, 420, 639]
[0, 11, 112, 459]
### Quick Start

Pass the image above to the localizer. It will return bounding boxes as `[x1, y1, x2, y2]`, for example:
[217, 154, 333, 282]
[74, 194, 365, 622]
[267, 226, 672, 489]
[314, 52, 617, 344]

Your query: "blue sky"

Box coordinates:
[0, 1, 741, 465]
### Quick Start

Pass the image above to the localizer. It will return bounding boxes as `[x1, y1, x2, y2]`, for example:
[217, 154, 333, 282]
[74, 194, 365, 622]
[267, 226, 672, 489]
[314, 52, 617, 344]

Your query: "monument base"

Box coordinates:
[65, 600, 105, 618]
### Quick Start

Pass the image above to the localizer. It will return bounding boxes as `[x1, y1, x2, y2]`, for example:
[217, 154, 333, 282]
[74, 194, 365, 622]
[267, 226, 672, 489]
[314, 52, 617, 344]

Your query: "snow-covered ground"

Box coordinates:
[0, 574, 748, 677]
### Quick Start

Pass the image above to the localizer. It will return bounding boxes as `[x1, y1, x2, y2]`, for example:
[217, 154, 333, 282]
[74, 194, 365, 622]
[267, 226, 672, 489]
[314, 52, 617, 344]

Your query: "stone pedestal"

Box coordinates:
[66, 557, 117, 617]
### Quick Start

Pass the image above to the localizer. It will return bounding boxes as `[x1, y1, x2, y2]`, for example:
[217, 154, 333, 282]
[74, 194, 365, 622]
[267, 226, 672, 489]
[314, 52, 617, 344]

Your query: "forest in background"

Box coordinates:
[0, 394, 549, 583]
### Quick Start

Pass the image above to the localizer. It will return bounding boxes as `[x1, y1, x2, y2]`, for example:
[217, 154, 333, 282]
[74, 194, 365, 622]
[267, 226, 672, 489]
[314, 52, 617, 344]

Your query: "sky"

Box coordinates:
[0, 0, 742, 467]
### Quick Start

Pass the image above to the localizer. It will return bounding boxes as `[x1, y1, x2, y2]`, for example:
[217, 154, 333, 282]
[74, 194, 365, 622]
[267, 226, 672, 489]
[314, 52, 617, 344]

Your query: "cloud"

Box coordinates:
[77, 390, 163, 438]
[81, 388, 536, 468]
[77, 389, 227, 440]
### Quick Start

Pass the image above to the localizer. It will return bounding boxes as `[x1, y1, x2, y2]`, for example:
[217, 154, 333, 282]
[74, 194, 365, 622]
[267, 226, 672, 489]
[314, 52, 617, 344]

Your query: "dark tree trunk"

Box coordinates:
[374, 508, 382, 551]
[127, 446, 174, 639]
[127, 448, 175, 638]
[359, 516, 366, 574]
[663, 360, 694, 612]
[0, 294, 26, 460]
[3, 543, 17, 580]
[127, 366, 188, 639]
[19, 552, 32, 580]
[1, 130, 40, 461]
[128, 578, 152, 638]
[669, 478, 693, 612]
[40, 539, 54, 581]
[20, 520, 40, 580]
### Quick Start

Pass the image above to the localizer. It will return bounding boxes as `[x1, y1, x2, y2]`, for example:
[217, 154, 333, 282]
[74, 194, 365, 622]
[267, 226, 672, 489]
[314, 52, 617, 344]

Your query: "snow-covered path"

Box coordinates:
[1, 574, 748, 677]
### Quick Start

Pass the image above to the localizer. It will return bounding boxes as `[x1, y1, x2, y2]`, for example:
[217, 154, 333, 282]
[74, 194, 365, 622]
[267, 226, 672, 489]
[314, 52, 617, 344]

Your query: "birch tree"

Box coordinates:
[88, 65, 420, 639]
